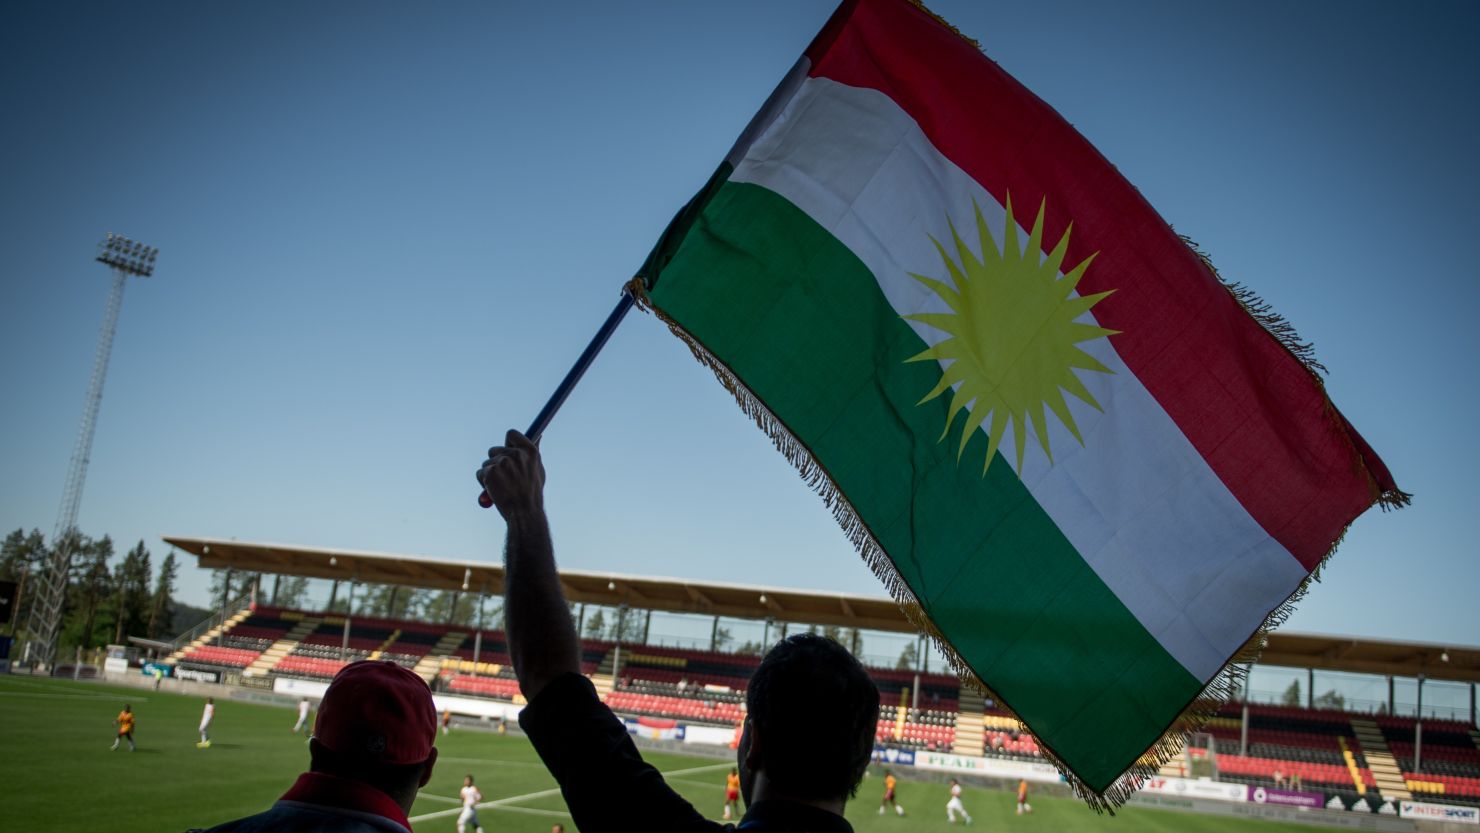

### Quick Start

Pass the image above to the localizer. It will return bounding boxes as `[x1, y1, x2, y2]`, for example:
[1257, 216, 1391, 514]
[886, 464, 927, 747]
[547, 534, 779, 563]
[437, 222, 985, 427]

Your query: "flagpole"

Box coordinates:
[478, 288, 636, 507]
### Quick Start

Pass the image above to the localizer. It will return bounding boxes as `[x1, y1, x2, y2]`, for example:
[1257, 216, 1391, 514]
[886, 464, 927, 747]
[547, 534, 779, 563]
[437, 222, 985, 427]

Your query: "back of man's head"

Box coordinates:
[310, 661, 438, 804]
[745, 633, 879, 801]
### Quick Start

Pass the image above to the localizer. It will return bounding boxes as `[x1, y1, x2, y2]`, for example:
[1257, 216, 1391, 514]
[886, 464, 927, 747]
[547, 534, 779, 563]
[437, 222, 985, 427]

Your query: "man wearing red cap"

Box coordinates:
[187, 660, 439, 832]
[480, 431, 879, 833]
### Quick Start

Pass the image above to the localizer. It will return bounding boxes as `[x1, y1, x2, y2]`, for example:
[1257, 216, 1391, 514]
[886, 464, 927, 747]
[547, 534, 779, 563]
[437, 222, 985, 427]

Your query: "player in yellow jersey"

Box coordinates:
[111, 704, 136, 751]
[1016, 778, 1033, 814]
[879, 769, 905, 816]
[722, 768, 741, 820]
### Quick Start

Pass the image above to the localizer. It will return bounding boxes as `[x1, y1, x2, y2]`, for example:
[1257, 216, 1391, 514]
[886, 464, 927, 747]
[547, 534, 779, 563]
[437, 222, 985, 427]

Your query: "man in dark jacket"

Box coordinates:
[480, 430, 881, 832]
[188, 660, 439, 833]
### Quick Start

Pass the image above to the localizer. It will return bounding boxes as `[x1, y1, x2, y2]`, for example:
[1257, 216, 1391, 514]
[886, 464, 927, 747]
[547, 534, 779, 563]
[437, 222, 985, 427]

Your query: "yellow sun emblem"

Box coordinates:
[905, 196, 1118, 474]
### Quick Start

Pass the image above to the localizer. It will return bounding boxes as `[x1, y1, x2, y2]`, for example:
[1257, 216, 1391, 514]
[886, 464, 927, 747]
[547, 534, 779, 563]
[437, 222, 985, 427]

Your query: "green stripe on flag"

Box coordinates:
[649, 181, 1204, 790]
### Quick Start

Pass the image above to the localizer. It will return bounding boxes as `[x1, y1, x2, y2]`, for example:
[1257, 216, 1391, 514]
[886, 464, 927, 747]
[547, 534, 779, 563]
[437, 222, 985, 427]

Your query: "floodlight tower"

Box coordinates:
[24, 233, 157, 668]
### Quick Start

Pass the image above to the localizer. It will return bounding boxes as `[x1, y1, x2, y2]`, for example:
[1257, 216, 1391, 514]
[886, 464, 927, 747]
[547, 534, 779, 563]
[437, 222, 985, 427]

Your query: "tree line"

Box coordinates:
[205, 568, 503, 629]
[0, 527, 206, 650]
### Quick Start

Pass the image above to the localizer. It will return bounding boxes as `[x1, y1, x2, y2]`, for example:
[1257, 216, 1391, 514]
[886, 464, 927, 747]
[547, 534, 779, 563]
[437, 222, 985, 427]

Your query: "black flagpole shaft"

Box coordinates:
[479, 288, 636, 507]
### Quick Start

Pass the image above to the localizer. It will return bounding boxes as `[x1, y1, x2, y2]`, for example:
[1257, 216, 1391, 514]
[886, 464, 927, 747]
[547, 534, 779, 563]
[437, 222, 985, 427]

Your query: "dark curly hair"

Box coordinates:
[745, 633, 880, 800]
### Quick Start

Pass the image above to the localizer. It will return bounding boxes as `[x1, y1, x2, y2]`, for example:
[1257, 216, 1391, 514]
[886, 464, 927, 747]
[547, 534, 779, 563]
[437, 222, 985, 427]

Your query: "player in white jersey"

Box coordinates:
[946, 778, 972, 825]
[197, 697, 215, 748]
[457, 774, 485, 833]
[292, 698, 311, 733]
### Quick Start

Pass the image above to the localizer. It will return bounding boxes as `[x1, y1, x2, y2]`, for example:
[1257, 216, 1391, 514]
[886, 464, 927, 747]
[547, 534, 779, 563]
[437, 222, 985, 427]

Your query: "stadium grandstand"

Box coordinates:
[160, 535, 1480, 813]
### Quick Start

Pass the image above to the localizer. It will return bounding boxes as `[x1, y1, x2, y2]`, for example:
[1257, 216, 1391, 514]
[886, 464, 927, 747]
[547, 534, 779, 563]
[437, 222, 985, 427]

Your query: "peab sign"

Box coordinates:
[914, 751, 1061, 783]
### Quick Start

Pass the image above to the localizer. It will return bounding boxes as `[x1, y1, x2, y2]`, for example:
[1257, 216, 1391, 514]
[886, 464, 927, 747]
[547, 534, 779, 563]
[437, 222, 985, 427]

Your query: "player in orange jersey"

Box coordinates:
[722, 768, 741, 820]
[111, 704, 136, 751]
[1016, 778, 1033, 814]
[879, 769, 905, 816]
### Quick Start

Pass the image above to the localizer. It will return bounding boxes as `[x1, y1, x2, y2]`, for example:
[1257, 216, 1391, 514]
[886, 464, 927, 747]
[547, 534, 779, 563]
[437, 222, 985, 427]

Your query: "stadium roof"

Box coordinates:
[164, 535, 1480, 684]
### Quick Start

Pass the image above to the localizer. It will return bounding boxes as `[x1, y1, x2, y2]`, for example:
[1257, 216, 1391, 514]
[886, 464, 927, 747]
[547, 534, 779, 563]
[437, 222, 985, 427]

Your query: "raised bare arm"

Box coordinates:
[477, 430, 579, 700]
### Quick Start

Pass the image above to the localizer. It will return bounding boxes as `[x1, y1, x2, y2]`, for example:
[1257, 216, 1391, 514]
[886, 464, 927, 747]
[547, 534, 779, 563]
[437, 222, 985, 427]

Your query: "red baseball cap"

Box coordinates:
[314, 660, 436, 764]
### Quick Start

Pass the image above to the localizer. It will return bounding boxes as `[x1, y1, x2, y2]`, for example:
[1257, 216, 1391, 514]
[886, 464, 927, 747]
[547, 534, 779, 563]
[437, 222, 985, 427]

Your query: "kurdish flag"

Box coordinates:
[633, 0, 1404, 806]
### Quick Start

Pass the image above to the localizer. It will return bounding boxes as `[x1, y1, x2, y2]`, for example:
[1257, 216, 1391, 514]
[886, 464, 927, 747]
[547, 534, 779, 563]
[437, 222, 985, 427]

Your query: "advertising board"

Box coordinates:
[623, 717, 686, 741]
[872, 747, 916, 766]
[1248, 785, 1324, 808]
[682, 725, 735, 747]
[1400, 800, 1479, 824]
[174, 666, 220, 684]
[1139, 776, 1247, 802]
[0, 581, 16, 626]
[429, 695, 521, 721]
[273, 677, 329, 698]
[913, 751, 1061, 783]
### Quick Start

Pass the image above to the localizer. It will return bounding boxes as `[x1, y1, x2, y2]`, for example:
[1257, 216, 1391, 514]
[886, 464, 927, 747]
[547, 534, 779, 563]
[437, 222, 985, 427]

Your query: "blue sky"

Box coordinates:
[2, 0, 1477, 666]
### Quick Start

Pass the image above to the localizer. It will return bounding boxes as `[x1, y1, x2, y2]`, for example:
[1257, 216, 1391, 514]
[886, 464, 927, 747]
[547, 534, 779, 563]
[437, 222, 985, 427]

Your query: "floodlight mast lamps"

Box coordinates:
[24, 234, 156, 669]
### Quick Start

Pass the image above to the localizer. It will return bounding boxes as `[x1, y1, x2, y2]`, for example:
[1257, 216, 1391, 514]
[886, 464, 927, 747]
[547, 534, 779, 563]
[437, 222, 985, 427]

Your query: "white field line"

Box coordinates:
[0, 691, 149, 701]
[665, 778, 725, 790]
[409, 762, 731, 823]
[430, 755, 546, 768]
[0, 677, 148, 698]
[484, 805, 570, 819]
[410, 787, 564, 822]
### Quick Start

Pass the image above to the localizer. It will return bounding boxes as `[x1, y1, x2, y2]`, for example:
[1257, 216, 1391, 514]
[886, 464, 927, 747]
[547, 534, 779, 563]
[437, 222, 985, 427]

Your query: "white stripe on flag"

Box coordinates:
[730, 76, 1308, 683]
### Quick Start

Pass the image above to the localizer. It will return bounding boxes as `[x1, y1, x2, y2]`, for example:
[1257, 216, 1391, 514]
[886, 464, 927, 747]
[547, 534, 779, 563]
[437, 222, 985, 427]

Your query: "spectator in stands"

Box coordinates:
[187, 660, 439, 833]
[480, 430, 881, 833]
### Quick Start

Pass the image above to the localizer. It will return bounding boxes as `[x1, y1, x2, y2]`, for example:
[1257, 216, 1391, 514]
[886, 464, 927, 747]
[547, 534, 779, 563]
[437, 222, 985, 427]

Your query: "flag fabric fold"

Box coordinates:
[632, 0, 1404, 808]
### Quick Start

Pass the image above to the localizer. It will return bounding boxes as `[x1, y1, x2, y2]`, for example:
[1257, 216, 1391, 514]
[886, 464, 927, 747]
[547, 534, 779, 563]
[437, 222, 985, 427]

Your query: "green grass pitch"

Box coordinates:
[0, 674, 1325, 832]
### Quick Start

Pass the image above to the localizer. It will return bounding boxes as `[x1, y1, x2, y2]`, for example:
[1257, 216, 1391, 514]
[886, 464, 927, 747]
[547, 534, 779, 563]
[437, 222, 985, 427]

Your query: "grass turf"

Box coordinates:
[0, 674, 1326, 832]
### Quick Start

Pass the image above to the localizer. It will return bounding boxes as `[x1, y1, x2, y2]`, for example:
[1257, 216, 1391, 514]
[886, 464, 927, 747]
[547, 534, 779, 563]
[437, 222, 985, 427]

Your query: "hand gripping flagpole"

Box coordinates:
[478, 288, 636, 507]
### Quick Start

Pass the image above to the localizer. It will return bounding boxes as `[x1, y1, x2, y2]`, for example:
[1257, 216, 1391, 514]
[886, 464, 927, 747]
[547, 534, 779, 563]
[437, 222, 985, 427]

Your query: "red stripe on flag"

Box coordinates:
[804, 0, 1395, 570]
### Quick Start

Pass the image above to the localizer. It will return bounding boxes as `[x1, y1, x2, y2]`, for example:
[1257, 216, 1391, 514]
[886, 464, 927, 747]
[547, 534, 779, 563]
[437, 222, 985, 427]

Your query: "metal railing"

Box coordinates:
[166, 592, 254, 655]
